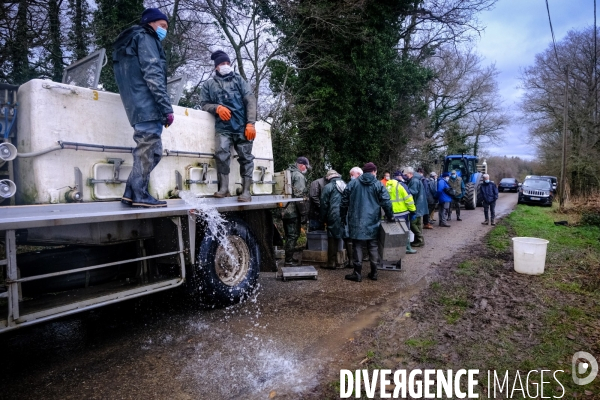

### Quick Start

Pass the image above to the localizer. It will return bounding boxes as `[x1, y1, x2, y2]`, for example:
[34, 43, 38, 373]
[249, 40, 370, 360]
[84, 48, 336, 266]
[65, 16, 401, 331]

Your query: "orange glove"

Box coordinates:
[216, 105, 231, 121]
[245, 123, 256, 141]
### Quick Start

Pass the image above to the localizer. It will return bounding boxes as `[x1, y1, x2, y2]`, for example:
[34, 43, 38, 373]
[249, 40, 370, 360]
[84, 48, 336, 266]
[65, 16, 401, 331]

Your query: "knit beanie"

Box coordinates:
[362, 162, 377, 173]
[211, 50, 231, 68]
[140, 8, 169, 24]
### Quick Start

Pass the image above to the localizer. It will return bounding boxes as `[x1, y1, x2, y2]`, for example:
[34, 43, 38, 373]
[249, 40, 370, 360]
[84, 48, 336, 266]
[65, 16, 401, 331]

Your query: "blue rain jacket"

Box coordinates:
[113, 25, 173, 126]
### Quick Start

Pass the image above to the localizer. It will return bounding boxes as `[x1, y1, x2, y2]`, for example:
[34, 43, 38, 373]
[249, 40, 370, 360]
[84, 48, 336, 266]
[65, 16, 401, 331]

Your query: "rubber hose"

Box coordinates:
[17, 145, 63, 158]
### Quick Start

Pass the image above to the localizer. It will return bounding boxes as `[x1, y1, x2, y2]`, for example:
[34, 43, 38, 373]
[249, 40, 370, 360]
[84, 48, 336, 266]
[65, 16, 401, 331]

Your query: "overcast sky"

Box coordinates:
[476, 0, 594, 159]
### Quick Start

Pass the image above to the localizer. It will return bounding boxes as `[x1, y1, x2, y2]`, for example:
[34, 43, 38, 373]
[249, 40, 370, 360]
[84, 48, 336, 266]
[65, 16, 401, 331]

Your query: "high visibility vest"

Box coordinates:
[386, 179, 416, 214]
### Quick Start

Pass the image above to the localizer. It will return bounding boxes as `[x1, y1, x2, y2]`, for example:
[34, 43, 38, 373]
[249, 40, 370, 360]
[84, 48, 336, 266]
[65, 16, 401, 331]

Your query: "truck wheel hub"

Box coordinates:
[214, 235, 250, 286]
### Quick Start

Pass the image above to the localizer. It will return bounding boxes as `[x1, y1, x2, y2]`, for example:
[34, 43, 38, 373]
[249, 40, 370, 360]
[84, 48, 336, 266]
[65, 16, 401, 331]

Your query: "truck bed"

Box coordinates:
[0, 195, 295, 230]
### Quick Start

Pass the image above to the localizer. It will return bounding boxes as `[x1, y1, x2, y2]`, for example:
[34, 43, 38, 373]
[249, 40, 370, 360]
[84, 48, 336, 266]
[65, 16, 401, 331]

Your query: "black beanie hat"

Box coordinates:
[211, 50, 231, 68]
[140, 8, 169, 25]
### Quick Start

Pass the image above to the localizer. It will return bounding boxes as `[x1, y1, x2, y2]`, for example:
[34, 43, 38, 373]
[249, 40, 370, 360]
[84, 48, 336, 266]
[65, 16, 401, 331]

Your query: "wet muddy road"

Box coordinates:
[0, 193, 517, 400]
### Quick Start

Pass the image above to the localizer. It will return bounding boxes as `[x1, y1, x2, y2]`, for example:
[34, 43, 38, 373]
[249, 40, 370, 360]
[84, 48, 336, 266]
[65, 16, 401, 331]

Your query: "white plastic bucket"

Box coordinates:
[512, 237, 549, 275]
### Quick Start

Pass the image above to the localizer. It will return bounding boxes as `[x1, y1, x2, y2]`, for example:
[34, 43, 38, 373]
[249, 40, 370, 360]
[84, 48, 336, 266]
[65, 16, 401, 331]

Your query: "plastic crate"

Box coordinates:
[306, 231, 327, 251]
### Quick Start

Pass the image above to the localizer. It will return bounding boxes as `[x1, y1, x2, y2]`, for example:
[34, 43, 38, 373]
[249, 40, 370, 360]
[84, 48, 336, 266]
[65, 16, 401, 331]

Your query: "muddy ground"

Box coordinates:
[311, 205, 600, 399]
[0, 193, 516, 399]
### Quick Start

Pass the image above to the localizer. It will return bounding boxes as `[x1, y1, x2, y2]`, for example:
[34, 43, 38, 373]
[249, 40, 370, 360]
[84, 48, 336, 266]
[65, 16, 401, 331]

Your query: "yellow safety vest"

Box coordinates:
[386, 179, 416, 214]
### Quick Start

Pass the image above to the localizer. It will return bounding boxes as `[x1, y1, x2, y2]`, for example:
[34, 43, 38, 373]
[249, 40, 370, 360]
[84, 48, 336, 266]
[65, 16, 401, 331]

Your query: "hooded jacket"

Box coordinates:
[200, 71, 257, 135]
[340, 172, 393, 240]
[113, 24, 173, 126]
[320, 177, 347, 239]
[407, 172, 428, 217]
[309, 177, 327, 221]
[386, 179, 415, 215]
[281, 164, 307, 219]
[437, 178, 453, 203]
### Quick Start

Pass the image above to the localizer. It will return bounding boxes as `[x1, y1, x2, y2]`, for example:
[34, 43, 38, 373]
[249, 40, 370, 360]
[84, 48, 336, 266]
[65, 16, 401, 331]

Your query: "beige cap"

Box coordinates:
[326, 169, 341, 180]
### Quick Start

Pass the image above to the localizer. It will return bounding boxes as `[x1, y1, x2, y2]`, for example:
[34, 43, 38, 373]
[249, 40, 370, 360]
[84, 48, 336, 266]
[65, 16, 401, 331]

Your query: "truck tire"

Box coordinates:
[464, 182, 477, 210]
[190, 217, 260, 307]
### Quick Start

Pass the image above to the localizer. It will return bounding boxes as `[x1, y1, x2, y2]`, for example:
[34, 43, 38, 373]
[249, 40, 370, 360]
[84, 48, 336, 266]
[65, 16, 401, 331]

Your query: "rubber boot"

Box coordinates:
[491, 219, 496, 226]
[284, 250, 299, 265]
[406, 236, 417, 254]
[336, 251, 347, 269]
[214, 173, 230, 198]
[122, 185, 133, 205]
[345, 242, 354, 268]
[367, 263, 378, 281]
[132, 195, 167, 208]
[345, 265, 362, 282]
[326, 237, 337, 268]
[237, 177, 252, 202]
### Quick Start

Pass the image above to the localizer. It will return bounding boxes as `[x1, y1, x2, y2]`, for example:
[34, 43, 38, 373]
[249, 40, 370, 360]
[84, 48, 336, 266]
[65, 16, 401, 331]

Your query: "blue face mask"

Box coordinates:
[451, 174, 457, 178]
[485, 180, 490, 183]
[156, 26, 167, 41]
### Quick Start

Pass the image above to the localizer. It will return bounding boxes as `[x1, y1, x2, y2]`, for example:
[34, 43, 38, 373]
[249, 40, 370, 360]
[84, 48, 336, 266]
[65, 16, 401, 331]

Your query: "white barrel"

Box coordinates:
[512, 237, 549, 275]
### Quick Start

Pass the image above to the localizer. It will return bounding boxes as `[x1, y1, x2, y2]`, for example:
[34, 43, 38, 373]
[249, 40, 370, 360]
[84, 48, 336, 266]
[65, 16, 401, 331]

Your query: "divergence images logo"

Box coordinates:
[572, 352, 598, 386]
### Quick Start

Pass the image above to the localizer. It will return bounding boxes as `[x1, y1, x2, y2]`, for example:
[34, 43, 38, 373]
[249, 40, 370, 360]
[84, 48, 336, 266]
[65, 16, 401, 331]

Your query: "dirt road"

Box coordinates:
[0, 193, 517, 400]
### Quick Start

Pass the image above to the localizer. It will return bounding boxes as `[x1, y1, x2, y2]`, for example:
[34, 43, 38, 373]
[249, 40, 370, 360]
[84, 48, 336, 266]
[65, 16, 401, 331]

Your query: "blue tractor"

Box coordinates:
[442, 155, 486, 210]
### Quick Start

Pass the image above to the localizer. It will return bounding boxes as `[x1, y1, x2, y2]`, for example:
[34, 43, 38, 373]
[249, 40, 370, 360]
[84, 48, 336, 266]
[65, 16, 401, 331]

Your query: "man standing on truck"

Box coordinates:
[113, 8, 174, 208]
[200, 50, 257, 202]
[282, 157, 310, 265]
[341, 162, 394, 282]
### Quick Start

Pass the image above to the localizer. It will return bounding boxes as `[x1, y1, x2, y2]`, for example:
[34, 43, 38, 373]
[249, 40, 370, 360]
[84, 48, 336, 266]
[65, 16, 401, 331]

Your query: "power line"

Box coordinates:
[545, 0, 560, 66]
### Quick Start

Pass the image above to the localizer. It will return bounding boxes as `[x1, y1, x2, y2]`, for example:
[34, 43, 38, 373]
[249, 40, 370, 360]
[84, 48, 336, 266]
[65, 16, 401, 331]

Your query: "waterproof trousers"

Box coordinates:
[410, 216, 424, 245]
[283, 216, 301, 261]
[352, 239, 379, 275]
[215, 133, 255, 178]
[483, 200, 496, 221]
[327, 237, 345, 268]
[124, 121, 163, 202]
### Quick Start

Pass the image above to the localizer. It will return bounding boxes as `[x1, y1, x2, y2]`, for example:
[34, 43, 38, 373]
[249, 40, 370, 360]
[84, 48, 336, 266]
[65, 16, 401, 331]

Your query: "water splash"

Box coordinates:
[179, 190, 238, 267]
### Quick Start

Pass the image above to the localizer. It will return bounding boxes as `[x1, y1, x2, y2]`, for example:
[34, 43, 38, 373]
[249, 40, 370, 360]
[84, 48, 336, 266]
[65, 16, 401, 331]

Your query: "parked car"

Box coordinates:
[498, 177, 519, 192]
[541, 175, 558, 193]
[518, 177, 555, 206]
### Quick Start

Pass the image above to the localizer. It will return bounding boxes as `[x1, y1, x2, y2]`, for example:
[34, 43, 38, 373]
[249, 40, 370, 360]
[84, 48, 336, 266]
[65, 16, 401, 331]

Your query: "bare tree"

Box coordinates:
[521, 27, 600, 195]
[401, 0, 497, 60]
[421, 46, 506, 152]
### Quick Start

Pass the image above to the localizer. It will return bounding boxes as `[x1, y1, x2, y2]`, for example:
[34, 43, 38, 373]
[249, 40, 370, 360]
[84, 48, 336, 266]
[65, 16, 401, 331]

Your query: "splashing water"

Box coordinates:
[179, 190, 238, 267]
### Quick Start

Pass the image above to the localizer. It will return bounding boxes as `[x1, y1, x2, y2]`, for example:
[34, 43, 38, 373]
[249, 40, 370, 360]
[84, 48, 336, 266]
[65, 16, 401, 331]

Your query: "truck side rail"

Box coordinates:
[1, 217, 187, 333]
[0, 195, 298, 231]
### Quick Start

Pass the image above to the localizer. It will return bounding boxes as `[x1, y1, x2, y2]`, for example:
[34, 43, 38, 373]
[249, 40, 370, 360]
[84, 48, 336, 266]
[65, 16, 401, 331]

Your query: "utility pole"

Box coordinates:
[559, 65, 568, 210]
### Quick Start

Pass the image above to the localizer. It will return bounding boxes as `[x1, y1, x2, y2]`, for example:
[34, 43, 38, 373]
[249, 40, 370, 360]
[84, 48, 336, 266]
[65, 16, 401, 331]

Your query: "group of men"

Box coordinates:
[113, 8, 256, 207]
[113, 8, 500, 278]
[282, 158, 500, 283]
